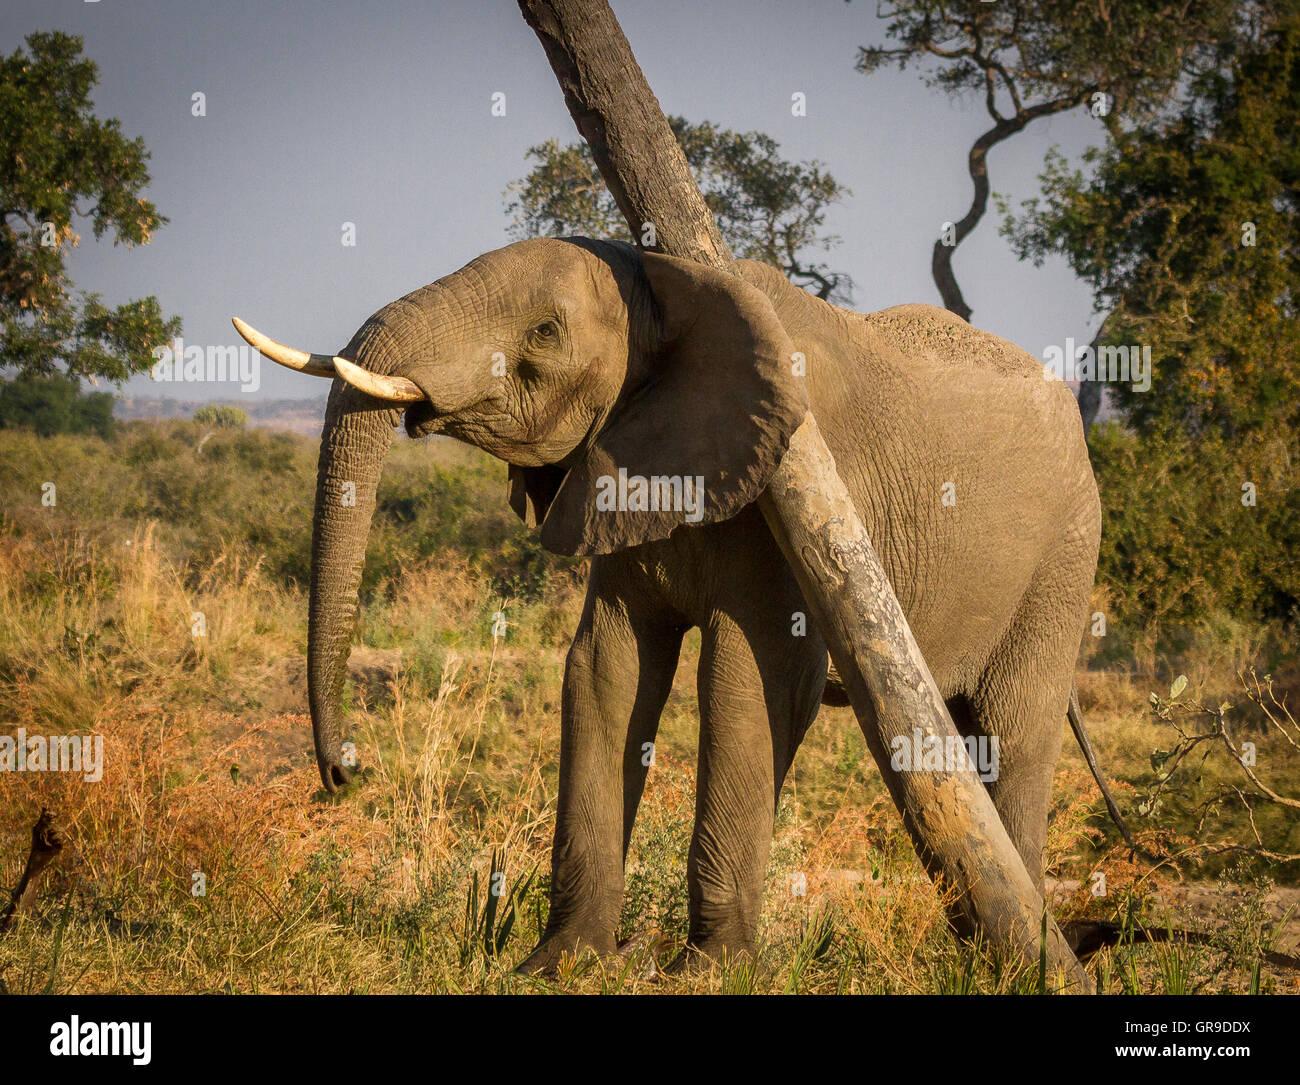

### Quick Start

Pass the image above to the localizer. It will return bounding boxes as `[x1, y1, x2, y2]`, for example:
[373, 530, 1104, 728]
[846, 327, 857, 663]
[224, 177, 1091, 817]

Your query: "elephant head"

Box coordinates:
[234, 238, 807, 791]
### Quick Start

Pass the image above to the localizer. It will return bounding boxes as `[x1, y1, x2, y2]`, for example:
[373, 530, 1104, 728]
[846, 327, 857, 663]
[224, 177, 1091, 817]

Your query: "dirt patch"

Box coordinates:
[346, 646, 405, 698]
[1046, 877, 1300, 954]
[211, 649, 405, 784]
[203, 711, 315, 783]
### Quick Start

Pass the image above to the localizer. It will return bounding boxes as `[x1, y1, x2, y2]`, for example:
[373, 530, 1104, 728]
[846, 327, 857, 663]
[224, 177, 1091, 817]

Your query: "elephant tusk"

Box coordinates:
[231, 317, 337, 378]
[331, 356, 424, 403]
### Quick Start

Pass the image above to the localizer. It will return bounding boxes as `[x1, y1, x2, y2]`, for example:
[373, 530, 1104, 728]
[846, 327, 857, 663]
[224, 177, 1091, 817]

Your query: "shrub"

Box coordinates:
[1090, 422, 1299, 655]
[0, 372, 115, 438]
[193, 404, 248, 429]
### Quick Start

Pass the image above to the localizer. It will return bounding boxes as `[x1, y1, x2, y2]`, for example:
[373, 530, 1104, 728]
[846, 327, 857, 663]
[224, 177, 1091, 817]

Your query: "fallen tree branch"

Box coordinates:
[1, 807, 67, 932]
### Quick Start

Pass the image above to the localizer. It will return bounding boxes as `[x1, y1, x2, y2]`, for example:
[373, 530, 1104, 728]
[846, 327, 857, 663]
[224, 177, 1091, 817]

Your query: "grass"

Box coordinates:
[0, 421, 1296, 994]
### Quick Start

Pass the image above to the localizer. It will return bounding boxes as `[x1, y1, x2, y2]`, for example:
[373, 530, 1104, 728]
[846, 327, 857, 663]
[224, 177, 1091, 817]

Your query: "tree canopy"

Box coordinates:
[1002, 11, 1300, 441]
[194, 404, 248, 430]
[1000, 7, 1300, 630]
[505, 116, 853, 302]
[856, 0, 1240, 324]
[0, 369, 114, 437]
[0, 31, 179, 383]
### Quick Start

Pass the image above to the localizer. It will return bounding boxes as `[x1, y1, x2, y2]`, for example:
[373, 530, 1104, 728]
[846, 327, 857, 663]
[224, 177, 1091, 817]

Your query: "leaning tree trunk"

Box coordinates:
[518, 0, 1092, 989]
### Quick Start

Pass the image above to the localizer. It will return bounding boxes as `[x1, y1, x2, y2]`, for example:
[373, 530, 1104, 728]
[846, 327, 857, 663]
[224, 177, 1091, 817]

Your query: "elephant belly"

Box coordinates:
[633, 504, 1009, 699]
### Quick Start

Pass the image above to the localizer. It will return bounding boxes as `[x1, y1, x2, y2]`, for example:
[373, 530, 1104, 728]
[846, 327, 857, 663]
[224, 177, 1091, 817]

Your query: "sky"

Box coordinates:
[0, 0, 1107, 403]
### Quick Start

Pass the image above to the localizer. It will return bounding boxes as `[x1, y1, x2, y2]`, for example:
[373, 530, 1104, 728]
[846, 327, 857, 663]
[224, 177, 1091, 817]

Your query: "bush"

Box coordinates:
[1090, 422, 1299, 650]
[194, 404, 248, 429]
[0, 422, 569, 601]
[0, 372, 115, 438]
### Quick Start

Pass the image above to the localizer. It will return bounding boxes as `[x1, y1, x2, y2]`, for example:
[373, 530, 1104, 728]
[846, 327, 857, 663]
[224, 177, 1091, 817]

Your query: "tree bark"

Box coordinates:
[519, 3, 731, 268]
[518, 0, 1092, 989]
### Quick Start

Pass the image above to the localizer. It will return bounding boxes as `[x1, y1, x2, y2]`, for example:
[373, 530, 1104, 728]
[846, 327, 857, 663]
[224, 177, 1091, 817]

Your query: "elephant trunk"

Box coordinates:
[308, 377, 400, 791]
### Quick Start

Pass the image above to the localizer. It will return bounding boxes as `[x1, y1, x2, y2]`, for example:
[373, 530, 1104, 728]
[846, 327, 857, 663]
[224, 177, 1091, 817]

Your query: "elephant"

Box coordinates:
[233, 236, 1110, 972]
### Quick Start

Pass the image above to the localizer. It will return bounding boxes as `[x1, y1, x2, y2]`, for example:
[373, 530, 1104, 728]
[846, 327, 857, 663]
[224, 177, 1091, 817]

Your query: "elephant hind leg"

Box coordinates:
[969, 673, 1068, 892]
[967, 564, 1090, 891]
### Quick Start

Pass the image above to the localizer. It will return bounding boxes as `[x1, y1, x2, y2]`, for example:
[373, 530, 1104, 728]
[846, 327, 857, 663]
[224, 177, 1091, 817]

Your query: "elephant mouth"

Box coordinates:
[403, 399, 442, 439]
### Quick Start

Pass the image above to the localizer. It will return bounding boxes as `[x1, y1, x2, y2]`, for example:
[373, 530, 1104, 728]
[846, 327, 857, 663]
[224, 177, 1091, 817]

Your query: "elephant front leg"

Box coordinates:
[517, 581, 682, 975]
[676, 614, 824, 971]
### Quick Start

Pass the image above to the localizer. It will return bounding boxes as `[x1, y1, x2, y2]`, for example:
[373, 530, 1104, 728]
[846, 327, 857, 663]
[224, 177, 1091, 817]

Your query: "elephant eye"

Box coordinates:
[530, 320, 559, 342]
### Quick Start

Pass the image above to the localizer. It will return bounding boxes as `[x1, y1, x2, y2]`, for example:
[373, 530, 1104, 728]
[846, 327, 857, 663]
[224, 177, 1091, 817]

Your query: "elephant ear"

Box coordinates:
[539, 251, 808, 557]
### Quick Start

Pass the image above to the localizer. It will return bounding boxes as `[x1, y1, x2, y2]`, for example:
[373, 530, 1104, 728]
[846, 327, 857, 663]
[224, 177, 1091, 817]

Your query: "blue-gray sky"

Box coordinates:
[1, 0, 1104, 402]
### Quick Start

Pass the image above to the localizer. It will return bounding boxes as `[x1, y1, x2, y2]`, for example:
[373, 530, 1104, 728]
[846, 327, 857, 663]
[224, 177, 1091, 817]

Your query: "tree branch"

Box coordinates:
[0, 808, 66, 932]
[933, 91, 1092, 321]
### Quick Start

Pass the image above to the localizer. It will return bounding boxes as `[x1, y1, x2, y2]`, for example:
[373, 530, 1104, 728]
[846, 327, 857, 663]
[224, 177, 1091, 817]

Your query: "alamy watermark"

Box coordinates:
[595, 467, 705, 523]
[0, 728, 104, 782]
[49, 1017, 150, 1065]
[890, 727, 1000, 783]
[151, 337, 261, 393]
[1042, 337, 1151, 393]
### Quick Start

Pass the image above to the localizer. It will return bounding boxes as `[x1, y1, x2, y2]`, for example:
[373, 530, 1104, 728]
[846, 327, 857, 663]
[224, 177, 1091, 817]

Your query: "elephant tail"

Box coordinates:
[1067, 684, 1136, 849]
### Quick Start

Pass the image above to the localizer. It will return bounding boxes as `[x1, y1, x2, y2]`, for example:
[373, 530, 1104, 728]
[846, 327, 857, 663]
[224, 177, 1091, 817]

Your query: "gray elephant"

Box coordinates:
[234, 237, 1105, 972]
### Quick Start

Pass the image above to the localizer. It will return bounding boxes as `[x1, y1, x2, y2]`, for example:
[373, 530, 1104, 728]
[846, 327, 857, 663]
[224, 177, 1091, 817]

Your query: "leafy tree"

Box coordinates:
[855, 0, 1239, 339]
[0, 370, 114, 437]
[505, 116, 853, 302]
[1003, 11, 1300, 441]
[194, 404, 249, 430]
[1087, 427, 1297, 636]
[0, 31, 179, 383]
[1001, 8, 1300, 631]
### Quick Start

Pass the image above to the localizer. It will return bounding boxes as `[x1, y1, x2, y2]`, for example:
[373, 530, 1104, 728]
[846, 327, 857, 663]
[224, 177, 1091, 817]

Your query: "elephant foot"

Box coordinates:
[665, 939, 754, 976]
[515, 928, 616, 977]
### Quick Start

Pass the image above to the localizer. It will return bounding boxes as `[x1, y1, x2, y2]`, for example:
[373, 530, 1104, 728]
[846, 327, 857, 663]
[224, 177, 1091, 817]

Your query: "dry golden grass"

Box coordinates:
[1, 427, 1296, 994]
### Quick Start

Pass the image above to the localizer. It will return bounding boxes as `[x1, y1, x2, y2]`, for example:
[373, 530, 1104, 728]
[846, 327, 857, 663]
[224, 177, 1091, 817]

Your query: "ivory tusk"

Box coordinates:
[231, 317, 337, 378]
[331, 355, 424, 403]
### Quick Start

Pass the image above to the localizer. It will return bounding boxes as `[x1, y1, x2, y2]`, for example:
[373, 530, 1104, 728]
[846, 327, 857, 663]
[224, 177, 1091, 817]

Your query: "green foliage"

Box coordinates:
[193, 405, 248, 430]
[366, 443, 569, 602]
[619, 776, 694, 943]
[458, 849, 538, 965]
[0, 422, 565, 601]
[0, 32, 179, 382]
[999, 7, 1300, 636]
[0, 370, 114, 437]
[858, 0, 1237, 121]
[1003, 10, 1300, 440]
[1090, 425, 1299, 633]
[1134, 672, 1300, 876]
[855, 0, 1240, 319]
[504, 116, 853, 302]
